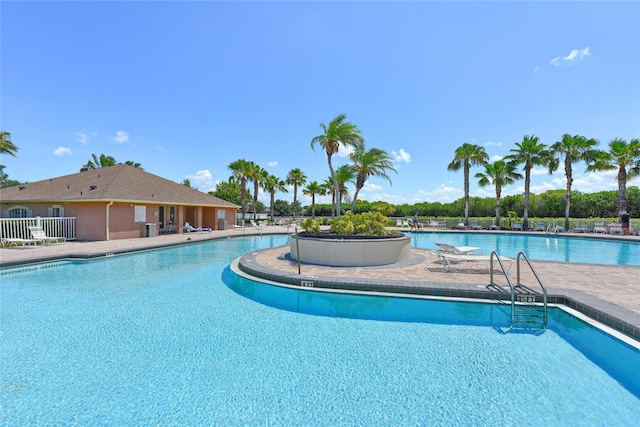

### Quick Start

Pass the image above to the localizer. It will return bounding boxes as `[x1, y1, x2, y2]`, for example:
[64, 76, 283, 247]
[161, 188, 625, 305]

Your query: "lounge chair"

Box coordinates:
[470, 221, 483, 230]
[511, 222, 523, 231]
[593, 221, 606, 234]
[571, 224, 590, 233]
[608, 223, 623, 235]
[29, 226, 65, 245]
[250, 220, 265, 230]
[183, 222, 211, 233]
[532, 222, 546, 232]
[1, 237, 40, 247]
[435, 252, 513, 273]
[434, 242, 482, 254]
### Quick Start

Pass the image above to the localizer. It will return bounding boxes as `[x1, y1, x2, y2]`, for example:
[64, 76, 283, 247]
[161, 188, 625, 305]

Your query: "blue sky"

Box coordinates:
[2, 1, 639, 207]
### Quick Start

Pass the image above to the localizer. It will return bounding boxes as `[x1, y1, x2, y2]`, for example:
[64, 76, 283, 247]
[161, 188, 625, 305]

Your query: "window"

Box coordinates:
[49, 205, 64, 217]
[8, 206, 31, 218]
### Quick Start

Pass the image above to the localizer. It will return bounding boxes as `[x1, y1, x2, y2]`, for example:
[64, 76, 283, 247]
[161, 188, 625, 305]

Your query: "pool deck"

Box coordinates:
[2, 227, 639, 341]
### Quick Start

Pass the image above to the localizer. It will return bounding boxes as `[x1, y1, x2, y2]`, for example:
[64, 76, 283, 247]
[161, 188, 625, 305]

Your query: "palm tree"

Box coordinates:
[0, 131, 19, 157]
[80, 154, 117, 171]
[303, 181, 325, 218]
[246, 161, 266, 220]
[549, 134, 600, 230]
[335, 164, 356, 210]
[588, 138, 640, 213]
[348, 141, 397, 211]
[286, 168, 307, 218]
[448, 143, 489, 226]
[228, 159, 252, 222]
[322, 177, 336, 217]
[475, 160, 523, 227]
[311, 114, 364, 216]
[122, 160, 144, 170]
[263, 173, 288, 221]
[505, 135, 549, 229]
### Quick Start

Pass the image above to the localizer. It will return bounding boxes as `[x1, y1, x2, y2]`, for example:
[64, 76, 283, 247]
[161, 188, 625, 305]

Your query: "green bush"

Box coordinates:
[329, 211, 390, 236]
[299, 218, 320, 233]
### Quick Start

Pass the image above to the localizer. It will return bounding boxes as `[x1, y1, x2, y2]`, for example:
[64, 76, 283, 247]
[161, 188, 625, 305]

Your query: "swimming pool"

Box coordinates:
[409, 232, 640, 266]
[2, 235, 639, 425]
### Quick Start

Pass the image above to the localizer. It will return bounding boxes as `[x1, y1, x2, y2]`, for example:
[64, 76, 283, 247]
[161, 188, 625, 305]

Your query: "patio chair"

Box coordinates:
[29, 226, 65, 245]
[183, 222, 211, 233]
[593, 221, 606, 234]
[434, 242, 482, 255]
[532, 222, 546, 232]
[250, 220, 265, 230]
[435, 252, 513, 273]
[571, 224, 590, 233]
[1, 237, 40, 247]
[511, 222, 523, 231]
[470, 220, 483, 230]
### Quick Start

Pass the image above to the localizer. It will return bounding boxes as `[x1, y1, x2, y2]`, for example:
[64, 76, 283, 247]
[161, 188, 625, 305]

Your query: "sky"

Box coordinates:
[2, 1, 639, 208]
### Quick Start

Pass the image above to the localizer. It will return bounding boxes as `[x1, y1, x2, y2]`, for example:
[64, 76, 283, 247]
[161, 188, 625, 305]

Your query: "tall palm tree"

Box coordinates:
[588, 138, 640, 212]
[311, 114, 364, 216]
[303, 181, 325, 218]
[286, 168, 307, 218]
[262, 173, 288, 221]
[80, 153, 117, 171]
[334, 164, 356, 210]
[475, 160, 523, 227]
[246, 161, 266, 220]
[322, 177, 336, 217]
[228, 159, 252, 221]
[548, 134, 599, 230]
[348, 141, 397, 211]
[505, 135, 549, 229]
[448, 143, 489, 226]
[0, 131, 19, 157]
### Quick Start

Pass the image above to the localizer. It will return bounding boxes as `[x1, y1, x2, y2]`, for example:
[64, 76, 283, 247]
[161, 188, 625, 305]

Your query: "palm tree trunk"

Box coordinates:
[495, 189, 501, 227]
[523, 166, 531, 230]
[564, 162, 572, 230]
[617, 166, 627, 211]
[463, 164, 470, 226]
[327, 157, 340, 216]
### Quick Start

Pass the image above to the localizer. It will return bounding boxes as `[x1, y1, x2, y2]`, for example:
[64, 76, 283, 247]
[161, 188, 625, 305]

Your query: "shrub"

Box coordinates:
[329, 211, 390, 236]
[300, 217, 320, 233]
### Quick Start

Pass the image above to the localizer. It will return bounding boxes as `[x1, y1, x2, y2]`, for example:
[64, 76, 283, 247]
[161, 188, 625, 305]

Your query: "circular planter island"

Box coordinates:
[290, 232, 412, 267]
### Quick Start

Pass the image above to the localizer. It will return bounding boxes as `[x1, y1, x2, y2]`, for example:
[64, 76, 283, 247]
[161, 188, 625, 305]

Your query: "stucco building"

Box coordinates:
[0, 164, 239, 241]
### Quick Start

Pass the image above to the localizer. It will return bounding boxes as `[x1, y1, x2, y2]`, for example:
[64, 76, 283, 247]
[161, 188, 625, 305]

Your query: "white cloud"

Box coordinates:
[550, 47, 591, 66]
[336, 144, 355, 158]
[187, 169, 215, 192]
[74, 131, 89, 144]
[489, 154, 504, 162]
[267, 161, 278, 167]
[484, 140, 502, 147]
[113, 131, 129, 144]
[53, 147, 72, 156]
[531, 167, 549, 176]
[392, 148, 411, 163]
[533, 67, 540, 73]
[156, 145, 167, 153]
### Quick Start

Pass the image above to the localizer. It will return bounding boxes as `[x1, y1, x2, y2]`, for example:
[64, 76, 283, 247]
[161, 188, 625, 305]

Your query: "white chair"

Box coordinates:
[434, 242, 482, 254]
[29, 226, 65, 245]
[593, 221, 606, 234]
[435, 252, 513, 273]
[511, 222, 523, 231]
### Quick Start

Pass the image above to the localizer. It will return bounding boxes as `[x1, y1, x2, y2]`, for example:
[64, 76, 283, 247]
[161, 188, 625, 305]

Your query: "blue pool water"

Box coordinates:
[2, 235, 640, 426]
[409, 232, 640, 265]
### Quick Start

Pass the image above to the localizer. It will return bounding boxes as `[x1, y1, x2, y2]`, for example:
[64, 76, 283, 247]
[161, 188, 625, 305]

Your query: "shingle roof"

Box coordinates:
[0, 164, 239, 208]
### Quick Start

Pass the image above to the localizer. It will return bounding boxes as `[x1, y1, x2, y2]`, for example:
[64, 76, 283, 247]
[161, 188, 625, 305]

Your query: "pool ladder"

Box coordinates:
[490, 251, 548, 334]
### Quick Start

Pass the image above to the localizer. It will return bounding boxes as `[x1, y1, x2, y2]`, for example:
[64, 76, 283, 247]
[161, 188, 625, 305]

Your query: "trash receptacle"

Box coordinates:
[218, 220, 228, 230]
[144, 223, 157, 237]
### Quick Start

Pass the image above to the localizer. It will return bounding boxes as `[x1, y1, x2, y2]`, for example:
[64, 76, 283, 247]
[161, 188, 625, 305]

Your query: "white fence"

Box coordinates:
[0, 217, 77, 241]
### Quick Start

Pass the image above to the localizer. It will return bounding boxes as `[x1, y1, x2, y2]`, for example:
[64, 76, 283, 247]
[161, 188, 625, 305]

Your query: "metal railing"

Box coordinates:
[0, 217, 77, 241]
